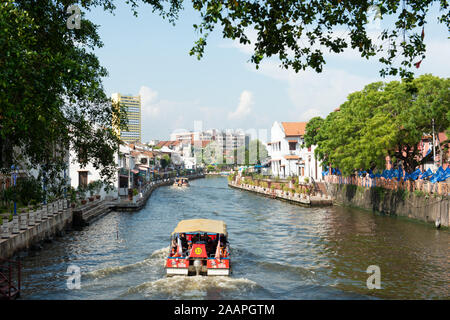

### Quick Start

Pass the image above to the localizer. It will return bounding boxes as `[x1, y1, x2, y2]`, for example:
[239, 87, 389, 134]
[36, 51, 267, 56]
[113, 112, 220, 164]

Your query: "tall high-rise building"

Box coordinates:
[111, 93, 141, 143]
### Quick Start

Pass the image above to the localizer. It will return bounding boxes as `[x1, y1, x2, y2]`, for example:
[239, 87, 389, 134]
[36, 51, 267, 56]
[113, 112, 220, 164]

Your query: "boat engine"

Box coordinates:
[193, 259, 202, 276]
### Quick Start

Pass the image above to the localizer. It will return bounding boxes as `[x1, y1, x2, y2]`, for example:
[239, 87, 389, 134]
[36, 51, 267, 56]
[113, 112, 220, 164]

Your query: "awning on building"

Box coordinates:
[285, 155, 300, 160]
[131, 169, 139, 174]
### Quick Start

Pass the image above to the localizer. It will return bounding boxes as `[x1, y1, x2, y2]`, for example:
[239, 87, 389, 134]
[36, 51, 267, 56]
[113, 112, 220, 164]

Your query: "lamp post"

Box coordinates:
[432, 118, 436, 170]
[43, 168, 47, 205]
[11, 165, 17, 216]
[63, 168, 67, 199]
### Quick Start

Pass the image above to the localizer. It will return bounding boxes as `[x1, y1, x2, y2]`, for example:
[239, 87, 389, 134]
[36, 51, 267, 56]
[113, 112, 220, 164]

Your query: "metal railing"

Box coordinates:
[0, 259, 21, 300]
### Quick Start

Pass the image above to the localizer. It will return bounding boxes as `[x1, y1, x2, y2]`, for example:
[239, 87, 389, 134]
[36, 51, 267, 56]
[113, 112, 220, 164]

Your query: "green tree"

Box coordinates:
[304, 117, 325, 148]
[305, 74, 450, 174]
[160, 154, 171, 169]
[0, 1, 126, 186]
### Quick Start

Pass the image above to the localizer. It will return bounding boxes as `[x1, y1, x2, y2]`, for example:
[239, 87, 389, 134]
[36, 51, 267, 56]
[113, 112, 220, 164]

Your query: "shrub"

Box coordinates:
[13, 177, 44, 206]
[133, 188, 139, 196]
[77, 185, 87, 199]
[304, 177, 309, 183]
[413, 190, 425, 197]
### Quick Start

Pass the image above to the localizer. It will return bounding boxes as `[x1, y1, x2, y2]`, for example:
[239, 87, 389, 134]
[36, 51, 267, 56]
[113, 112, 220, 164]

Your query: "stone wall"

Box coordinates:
[0, 200, 73, 260]
[326, 183, 449, 228]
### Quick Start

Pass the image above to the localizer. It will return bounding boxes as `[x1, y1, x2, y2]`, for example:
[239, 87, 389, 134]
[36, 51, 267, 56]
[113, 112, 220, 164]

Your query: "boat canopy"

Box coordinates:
[172, 219, 227, 236]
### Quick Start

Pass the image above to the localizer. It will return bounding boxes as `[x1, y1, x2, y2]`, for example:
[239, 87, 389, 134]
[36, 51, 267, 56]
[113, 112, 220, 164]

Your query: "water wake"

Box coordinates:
[84, 247, 169, 279]
[125, 275, 260, 298]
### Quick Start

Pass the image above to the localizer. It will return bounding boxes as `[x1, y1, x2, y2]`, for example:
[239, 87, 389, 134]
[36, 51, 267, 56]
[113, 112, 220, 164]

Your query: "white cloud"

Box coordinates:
[251, 60, 377, 121]
[139, 85, 160, 117]
[228, 90, 254, 120]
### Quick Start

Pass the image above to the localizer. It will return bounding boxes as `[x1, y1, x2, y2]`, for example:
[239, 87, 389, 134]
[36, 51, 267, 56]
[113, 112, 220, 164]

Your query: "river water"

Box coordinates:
[19, 176, 449, 299]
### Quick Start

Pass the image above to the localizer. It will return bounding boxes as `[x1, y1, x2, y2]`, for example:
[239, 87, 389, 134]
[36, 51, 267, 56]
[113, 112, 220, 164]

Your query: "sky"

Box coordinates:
[84, 2, 450, 142]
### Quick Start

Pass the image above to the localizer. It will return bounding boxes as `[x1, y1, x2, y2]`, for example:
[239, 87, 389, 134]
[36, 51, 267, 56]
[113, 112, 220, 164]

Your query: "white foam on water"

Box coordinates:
[150, 246, 170, 259]
[127, 275, 259, 298]
[84, 246, 169, 279]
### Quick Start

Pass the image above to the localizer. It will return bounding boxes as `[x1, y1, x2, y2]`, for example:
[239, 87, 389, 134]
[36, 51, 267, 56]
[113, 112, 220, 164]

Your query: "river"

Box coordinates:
[19, 176, 449, 299]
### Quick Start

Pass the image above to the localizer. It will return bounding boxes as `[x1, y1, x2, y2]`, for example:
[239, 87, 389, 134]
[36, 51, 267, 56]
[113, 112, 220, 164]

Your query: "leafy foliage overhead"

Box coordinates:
[113, 0, 450, 78]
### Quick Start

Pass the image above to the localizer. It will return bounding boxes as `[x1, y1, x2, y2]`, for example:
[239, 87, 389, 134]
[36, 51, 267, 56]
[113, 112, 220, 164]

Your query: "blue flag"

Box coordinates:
[398, 167, 403, 179]
[430, 166, 446, 183]
[420, 168, 433, 179]
[410, 169, 422, 181]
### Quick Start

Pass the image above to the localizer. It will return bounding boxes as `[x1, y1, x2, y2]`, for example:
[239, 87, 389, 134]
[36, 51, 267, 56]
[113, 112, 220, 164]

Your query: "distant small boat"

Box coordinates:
[173, 177, 189, 187]
[166, 219, 230, 276]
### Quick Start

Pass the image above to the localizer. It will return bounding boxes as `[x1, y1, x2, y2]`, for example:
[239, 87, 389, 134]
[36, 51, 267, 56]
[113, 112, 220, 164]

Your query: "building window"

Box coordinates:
[289, 142, 296, 151]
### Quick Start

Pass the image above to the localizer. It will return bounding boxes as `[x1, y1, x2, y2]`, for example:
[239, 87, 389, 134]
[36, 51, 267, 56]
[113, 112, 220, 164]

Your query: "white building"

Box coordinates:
[269, 121, 323, 181]
[68, 144, 135, 198]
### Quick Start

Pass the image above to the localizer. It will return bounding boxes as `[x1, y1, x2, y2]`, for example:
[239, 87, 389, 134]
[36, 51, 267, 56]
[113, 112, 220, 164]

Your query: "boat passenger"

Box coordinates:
[186, 242, 192, 256]
[206, 236, 214, 255]
[193, 233, 202, 243]
[180, 233, 188, 251]
[220, 235, 228, 247]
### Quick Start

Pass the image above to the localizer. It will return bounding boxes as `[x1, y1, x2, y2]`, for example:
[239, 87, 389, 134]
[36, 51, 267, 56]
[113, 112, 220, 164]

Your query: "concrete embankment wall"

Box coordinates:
[326, 183, 450, 228]
[228, 181, 333, 206]
[0, 205, 72, 260]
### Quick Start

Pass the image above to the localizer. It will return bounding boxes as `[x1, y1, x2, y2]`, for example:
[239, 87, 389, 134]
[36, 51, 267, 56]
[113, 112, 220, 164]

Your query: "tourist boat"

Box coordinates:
[173, 177, 189, 187]
[165, 219, 231, 276]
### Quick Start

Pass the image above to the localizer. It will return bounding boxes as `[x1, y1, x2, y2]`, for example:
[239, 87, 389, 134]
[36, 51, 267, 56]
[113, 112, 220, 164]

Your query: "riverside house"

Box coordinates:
[269, 121, 323, 182]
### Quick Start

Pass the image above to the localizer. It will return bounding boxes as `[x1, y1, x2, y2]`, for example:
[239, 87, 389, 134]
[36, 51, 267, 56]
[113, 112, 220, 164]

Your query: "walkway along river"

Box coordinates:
[18, 176, 449, 299]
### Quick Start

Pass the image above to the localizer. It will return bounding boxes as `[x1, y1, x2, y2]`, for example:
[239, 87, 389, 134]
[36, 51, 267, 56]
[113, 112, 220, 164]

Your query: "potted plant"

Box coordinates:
[68, 186, 77, 208]
[93, 180, 102, 200]
[77, 186, 87, 205]
[87, 181, 95, 202]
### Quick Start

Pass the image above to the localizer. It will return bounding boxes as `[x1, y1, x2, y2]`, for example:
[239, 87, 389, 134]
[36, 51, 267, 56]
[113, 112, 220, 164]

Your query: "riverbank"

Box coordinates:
[0, 173, 205, 260]
[113, 173, 205, 212]
[0, 200, 72, 260]
[228, 180, 333, 206]
[326, 182, 450, 228]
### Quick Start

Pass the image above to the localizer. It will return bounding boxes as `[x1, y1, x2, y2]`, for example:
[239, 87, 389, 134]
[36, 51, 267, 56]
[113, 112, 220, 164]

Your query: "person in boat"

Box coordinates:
[170, 246, 177, 257]
[171, 237, 177, 251]
[220, 246, 228, 258]
[180, 233, 188, 251]
[205, 234, 214, 256]
[192, 233, 202, 243]
[220, 234, 228, 247]
[186, 241, 193, 256]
